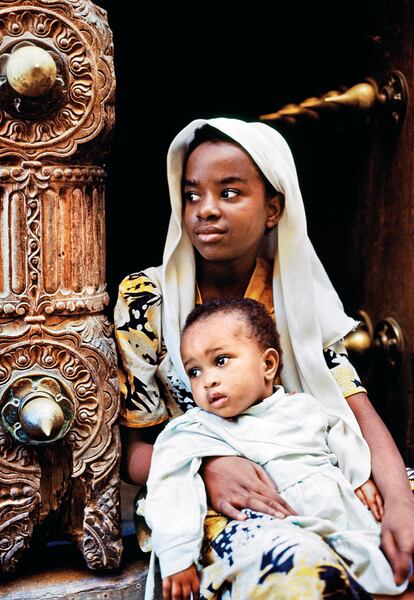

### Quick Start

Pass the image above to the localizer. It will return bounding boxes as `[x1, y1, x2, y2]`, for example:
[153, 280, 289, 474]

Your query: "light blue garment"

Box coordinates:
[146, 387, 408, 594]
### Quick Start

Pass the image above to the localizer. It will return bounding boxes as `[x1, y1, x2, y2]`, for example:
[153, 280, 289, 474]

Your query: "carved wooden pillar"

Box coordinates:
[0, 0, 122, 573]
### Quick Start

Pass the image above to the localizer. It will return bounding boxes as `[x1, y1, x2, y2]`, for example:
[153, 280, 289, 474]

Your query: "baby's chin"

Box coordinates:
[200, 404, 240, 419]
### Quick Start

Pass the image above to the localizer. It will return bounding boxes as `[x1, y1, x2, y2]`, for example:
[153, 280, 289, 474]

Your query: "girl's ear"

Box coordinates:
[263, 348, 279, 381]
[266, 193, 284, 229]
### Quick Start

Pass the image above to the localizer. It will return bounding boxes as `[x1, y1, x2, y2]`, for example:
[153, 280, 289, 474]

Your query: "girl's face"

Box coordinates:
[183, 142, 282, 264]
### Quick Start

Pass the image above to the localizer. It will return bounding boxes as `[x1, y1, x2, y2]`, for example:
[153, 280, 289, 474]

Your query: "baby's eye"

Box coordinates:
[216, 355, 229, 367]
[221, 189, 238, 200]
[184, 191, 200, 203]
[188, 367, 201, 378]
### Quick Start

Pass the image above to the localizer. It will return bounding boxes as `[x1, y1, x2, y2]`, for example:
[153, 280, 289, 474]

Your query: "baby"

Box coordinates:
[145, 297, 409, 600]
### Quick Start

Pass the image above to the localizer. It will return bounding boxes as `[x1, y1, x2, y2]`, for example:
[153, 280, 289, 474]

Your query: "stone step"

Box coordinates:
[0, 535, 162, 600]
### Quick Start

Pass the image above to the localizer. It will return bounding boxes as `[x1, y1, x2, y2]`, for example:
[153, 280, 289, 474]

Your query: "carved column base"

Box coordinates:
[77, 425, 123, 569]
[0, 432, 41, 573]
[0, 314, 122, 572]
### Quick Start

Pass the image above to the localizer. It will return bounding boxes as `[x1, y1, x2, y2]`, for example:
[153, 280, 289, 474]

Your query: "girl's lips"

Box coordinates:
[197, 232, 225, 243]
[195, 226, 227, 244]
[195, 226, 226, 234]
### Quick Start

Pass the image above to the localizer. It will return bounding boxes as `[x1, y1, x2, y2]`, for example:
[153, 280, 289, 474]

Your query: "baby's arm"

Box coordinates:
[146, 421, 245, 584]
[162, 565, 200, 600]
[354, 478, 384, 521]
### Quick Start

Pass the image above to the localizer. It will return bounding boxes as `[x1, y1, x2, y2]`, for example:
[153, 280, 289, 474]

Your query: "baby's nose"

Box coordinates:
[204, 374, 218, 388]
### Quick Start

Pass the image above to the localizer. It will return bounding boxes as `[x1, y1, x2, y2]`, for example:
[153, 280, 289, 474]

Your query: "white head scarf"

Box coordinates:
[160, 117, 371, 487]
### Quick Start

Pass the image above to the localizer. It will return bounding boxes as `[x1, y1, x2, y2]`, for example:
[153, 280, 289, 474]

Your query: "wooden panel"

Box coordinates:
[42, 189, 59, 294]
[342, 0, 414, 462]
[9, 191, 26, 295]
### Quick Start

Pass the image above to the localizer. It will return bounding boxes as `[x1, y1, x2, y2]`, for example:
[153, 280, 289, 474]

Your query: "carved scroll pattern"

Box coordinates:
[0, 314, 120, 478]
[80, 425, 122, 569]
[0, 430, 41, 572]
[0, 0, 115, 159]
[0, 163, 108, 317]
[0, 313, 122, 570]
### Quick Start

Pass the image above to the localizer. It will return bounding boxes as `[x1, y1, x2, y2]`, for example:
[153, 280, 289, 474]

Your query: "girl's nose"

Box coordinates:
[197, 194, 221, 220]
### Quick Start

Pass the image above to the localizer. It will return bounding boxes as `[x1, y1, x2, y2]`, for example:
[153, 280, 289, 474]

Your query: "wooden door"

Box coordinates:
[341, 1, 414, 464]
[262, 1, 414, 463]
[102, 1, 413, 461]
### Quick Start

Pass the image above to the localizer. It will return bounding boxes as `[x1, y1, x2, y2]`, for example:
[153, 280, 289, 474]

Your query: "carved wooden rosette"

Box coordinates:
[0, 0, 114, 160]
[0, 0, 121, 573]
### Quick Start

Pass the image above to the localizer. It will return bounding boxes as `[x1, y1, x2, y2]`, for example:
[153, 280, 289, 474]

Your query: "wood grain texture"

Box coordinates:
[0, 0, 122, 574]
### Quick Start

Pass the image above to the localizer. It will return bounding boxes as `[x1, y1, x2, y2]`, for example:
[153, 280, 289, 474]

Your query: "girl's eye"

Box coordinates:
[188, 367, 201, 378]
[221, 189, 238, 200]
[216, 355, 229, 367]
[185, 191, 200, 203]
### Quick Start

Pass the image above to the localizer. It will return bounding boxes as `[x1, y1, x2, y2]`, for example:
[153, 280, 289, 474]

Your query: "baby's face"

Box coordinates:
[181, 313, 272, 418]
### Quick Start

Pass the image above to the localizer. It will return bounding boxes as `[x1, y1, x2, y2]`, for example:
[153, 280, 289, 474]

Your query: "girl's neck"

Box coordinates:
[196, 256, 258, 301]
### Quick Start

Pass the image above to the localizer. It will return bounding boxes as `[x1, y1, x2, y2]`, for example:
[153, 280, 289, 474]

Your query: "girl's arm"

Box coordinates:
[202, 456, 296, 520]
[120, 426, 153, 485]
[114, 272, 169, 485]
[114, 272, 169, 431]
[347, 391, 414, 585]
[120, 421, 169, 484]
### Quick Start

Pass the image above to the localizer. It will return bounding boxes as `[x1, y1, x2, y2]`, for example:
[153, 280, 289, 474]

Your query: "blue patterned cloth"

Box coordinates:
[200, 509, 372, 599]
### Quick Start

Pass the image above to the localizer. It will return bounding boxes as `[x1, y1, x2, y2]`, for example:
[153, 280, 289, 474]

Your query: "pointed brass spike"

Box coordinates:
[260, 103, 296, 121]
[277, 106, 303, 116]
[323, 82, 377, 111]
[40, 417, 52, 438]
[278, 105, 316, 118]
[259, 111, 281, 121]
[20, 395, 64, 440]
[259, 80, 383, 123]
[260, 103, 319, 122]
[300, 91, 342, 111]
[322, 90, 343, 98]
[260, 90, 344, 121]
[300, 96, 324, 108]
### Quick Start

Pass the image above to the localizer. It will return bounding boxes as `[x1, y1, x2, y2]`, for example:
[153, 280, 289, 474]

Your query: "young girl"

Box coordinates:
[146, 297, 408, 599]
[114, 117, 414, 597]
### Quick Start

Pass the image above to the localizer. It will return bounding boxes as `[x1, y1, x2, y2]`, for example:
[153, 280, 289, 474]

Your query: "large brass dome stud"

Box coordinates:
[1, 375, 75, 445]
[20, 395, 65, 441]
[6, 45, 57, 97]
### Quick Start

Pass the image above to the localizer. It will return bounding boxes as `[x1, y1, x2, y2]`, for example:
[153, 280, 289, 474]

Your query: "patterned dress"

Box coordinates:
[114, 258, 381, 599]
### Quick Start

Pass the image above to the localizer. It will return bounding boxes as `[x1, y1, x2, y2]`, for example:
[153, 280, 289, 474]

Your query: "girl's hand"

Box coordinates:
[201, 455, 296, 520]
[162, 565, 200, 600]
[355, 478, 384, 521]
[381, 497, 414, 585]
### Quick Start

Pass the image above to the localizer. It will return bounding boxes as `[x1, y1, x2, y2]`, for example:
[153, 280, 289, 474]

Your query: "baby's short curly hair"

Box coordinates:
[182, 297, 283, 373]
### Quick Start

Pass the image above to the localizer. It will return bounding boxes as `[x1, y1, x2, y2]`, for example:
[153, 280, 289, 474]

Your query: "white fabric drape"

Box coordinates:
[161, 117, 370, 488]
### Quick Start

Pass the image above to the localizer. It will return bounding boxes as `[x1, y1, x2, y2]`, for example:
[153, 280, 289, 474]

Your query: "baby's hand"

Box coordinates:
[162, 564, 200, 600]
[355, 478, 384, 522]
